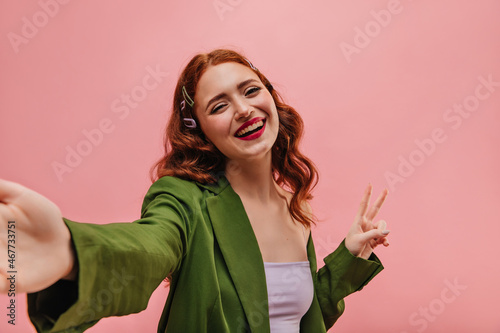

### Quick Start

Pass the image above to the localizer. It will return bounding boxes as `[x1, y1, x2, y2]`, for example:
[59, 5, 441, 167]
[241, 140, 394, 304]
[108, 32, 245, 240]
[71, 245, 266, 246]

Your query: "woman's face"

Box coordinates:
[194, 62, 279, 163]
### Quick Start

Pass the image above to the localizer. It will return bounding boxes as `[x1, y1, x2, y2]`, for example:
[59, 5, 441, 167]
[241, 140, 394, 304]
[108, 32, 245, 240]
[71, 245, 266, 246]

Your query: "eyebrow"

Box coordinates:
[205, 78, 260, 111]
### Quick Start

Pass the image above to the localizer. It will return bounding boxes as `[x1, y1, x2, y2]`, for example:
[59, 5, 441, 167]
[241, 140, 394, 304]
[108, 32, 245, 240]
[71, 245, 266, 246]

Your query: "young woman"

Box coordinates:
[0, 49, 390, 332]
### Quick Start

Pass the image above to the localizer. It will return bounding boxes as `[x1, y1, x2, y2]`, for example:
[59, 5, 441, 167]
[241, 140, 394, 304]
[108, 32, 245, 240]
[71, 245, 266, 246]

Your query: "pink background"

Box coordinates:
[1, 0, 499, 332]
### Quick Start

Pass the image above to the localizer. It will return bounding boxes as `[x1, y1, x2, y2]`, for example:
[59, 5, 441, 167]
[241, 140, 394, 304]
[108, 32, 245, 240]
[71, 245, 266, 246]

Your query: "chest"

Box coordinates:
[239, 198, 309, 262]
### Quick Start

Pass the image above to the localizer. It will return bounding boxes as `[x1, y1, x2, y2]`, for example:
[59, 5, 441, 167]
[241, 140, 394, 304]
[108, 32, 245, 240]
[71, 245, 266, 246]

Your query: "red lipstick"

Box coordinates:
[234, 117, 266, 141]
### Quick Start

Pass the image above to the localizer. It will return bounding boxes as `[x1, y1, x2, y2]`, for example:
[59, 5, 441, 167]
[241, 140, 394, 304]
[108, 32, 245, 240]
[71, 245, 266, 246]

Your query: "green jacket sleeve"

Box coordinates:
[316, 240, 384, 330]
[27, 177, 196, 333]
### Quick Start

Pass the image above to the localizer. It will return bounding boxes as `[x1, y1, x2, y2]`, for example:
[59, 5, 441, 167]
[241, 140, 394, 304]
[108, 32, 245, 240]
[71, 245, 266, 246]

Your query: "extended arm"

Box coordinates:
[0, 177, 194, 332]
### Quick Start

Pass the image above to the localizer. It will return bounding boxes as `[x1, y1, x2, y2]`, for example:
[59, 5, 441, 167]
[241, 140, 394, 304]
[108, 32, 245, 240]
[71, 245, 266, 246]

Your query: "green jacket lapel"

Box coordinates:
[205, 178, 271, 333]
[300, 233, 327, 332]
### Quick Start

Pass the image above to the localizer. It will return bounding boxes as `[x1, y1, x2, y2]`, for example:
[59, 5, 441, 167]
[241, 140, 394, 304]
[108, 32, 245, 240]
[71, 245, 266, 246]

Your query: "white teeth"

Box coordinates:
[237, 120, 263, 137]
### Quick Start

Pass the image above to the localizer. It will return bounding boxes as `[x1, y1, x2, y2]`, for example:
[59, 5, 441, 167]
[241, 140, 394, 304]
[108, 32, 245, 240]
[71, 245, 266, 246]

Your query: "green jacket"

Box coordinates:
[28, 175, 383, 332]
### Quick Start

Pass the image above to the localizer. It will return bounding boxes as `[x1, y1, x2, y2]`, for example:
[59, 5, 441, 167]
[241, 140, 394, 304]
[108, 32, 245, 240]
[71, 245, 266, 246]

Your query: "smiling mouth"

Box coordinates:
[235, 119, 265, 138]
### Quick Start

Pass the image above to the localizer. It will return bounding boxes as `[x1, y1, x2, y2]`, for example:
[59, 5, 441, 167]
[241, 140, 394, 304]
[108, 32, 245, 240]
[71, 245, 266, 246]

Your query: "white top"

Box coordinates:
[263, 260, 314, 333]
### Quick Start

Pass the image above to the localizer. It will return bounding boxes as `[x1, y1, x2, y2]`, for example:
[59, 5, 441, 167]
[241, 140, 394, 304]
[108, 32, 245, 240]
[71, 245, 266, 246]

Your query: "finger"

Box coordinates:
[372, 237, 389, 248]
[366, 188, 388, 221]
[356, 184, 372, 220]
[360, 228, 390, 244]
[0, 179, 23, 204]
[374, 219, 387, 231]
[375, 219, 391, 238]
[373, 220, 390, 246]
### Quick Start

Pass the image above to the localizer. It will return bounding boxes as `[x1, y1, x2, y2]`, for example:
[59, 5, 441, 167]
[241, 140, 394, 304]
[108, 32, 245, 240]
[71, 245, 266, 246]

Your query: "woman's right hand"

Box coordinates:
[0, 179, 76, 294]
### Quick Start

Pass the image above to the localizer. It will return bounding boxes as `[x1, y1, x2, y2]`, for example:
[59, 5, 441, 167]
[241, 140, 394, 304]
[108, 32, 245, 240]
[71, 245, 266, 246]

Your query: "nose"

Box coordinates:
[233, 97, 252, 119]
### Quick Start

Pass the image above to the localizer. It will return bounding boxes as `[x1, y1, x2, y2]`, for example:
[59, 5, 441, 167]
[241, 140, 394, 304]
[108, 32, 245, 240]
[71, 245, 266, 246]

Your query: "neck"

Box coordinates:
[225, 154, 281, 203]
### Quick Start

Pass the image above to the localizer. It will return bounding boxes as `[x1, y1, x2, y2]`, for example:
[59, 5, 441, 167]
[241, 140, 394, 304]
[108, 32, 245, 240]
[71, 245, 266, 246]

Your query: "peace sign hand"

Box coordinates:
[345, 184, 390, 260]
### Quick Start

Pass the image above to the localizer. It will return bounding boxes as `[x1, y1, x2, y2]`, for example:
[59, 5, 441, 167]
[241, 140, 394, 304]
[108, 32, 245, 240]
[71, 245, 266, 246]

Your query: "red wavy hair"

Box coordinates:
[150, 49, 318, 226]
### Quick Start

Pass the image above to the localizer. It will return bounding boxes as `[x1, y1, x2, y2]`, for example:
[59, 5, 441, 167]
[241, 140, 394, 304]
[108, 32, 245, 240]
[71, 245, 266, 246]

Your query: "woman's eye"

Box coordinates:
[211, 103, 226, 114]
[245, 87, 261, 96]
